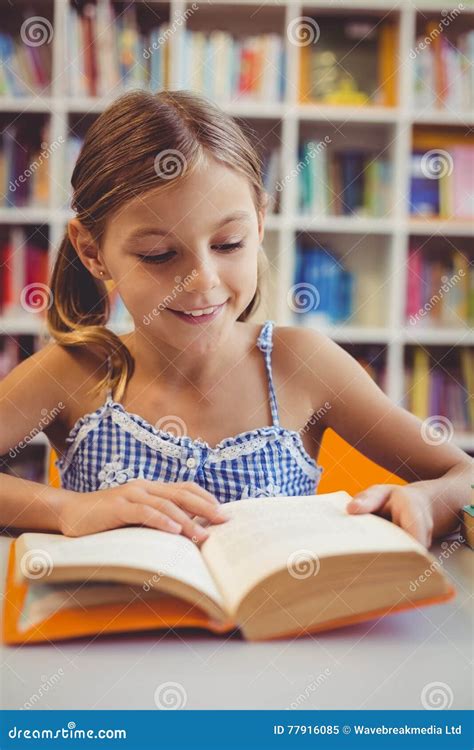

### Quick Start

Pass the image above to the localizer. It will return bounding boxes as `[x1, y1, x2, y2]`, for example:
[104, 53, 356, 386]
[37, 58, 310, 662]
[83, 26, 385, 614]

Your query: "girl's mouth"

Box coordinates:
[168, 302, 227, 324]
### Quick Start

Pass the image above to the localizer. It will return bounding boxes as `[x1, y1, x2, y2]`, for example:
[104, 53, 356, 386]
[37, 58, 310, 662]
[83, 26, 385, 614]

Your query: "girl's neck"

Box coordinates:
[121, 323, 252, 393]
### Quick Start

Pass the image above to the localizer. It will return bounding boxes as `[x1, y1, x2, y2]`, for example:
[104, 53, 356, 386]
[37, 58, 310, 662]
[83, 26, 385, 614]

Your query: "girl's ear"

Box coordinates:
[68, 219, 109, 280]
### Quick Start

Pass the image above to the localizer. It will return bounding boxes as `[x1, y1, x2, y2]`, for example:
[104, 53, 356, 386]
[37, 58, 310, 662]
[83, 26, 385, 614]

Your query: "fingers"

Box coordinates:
[346, 484, 397, 514]
[145, 482, 229, 525]
[121, 480, 229, 542]
[394, 495, 433, 548]
[116, 499, 183, 534]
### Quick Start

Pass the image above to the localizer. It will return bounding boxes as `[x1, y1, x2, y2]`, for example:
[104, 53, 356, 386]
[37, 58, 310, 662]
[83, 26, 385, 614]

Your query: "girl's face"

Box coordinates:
[100, 157, 265, 352]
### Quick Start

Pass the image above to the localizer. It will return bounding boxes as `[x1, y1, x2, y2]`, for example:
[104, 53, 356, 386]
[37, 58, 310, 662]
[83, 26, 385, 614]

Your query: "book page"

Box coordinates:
[16, 527, 225, 610]
[18, 582, 167, 633]
[200, 492, 426, 616]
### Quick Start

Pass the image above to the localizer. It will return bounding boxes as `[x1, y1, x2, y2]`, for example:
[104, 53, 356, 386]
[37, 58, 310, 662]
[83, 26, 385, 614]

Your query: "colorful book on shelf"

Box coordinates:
[180, 30, 284, 103]
[2, 492, 456, 645]
[413, 23, 474, 111]
[293, 244, 353, 326]
[0, 27, 51, 97]
[0, 120, 50, 208]
[0, 229, 49, 316]
[299, 17, 397, 106]
[298, 143, 392, 218]
[407, 347, 473, 433]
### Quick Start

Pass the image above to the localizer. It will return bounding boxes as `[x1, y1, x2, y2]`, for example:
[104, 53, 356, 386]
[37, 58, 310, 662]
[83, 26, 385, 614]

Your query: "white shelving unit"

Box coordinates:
[1, 0, 473, 453]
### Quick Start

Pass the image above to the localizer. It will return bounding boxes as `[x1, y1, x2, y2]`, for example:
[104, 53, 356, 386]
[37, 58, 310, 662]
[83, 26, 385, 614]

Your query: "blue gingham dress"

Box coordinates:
[56, 320, 323, 502]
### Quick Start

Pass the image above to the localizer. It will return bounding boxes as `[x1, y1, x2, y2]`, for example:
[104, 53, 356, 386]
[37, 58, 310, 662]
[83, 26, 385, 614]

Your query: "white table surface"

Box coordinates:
[1, 532, 472, 711]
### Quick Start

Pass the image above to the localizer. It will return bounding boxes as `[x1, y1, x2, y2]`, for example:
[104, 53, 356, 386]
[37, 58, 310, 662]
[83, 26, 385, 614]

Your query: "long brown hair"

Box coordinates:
[47, 89, 269, 401]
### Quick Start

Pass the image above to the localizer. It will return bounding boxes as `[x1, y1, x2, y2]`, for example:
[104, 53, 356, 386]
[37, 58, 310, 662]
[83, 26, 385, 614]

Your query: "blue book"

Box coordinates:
[409, 151, 440, 216]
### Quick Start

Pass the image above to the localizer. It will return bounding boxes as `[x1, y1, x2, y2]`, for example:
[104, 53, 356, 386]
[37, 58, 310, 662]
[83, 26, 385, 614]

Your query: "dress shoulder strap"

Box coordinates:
[256, 320, 280, 427]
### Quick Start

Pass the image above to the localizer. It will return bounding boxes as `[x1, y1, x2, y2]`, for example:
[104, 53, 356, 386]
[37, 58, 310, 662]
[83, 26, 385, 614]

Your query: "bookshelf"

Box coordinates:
[1, 0, 473, 473]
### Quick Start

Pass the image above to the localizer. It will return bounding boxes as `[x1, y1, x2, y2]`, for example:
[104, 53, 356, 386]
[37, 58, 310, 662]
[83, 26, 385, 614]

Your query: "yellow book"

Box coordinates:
[411, 348, 430, 420]
[378, 23, 397, 107]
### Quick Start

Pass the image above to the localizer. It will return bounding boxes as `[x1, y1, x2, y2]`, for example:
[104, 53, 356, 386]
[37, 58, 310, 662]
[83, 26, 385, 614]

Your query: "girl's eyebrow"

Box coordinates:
[123, 211, 252, 244]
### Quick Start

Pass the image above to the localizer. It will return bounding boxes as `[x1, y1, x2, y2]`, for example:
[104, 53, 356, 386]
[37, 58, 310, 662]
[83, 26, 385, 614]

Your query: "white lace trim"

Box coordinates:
[57, 402, 322, 480]
[111, 410, 185, 459]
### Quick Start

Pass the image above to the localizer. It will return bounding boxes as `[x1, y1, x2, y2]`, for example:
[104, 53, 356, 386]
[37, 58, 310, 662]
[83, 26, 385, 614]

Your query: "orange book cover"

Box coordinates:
[2, 539, 456, 646]
[378, 23, 398, 107]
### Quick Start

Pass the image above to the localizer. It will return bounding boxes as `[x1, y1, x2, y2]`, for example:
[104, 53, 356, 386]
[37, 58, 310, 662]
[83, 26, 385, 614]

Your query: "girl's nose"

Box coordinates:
[185, 258, 220, 293]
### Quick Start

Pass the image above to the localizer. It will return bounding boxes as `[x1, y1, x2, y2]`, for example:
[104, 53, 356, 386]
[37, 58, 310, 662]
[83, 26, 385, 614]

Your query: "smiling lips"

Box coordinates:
[168, 301, 227, 323]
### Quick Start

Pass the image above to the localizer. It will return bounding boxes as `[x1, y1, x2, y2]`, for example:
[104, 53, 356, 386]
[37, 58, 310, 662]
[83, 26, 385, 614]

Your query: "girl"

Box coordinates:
[0, 90, 471, 548]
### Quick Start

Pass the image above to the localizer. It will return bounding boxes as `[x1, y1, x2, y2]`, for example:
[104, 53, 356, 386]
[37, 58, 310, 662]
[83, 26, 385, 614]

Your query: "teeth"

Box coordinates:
[183, 306, 217, 317]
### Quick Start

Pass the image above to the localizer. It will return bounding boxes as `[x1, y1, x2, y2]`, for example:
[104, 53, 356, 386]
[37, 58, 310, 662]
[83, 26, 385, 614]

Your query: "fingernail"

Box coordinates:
[214, 510, 230, 521]
[168, 520, 182, 533]
[349, 500, 361, 510]
[196, 525, 210, 539]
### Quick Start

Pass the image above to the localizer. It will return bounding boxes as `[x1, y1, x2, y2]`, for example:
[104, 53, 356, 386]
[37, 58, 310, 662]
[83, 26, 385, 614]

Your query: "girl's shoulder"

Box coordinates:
[0, 339, 108, 456]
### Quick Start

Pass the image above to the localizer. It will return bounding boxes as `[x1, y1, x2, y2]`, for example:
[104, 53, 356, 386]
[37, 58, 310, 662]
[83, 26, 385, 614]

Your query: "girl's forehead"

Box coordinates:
[108, 165, 255, 234]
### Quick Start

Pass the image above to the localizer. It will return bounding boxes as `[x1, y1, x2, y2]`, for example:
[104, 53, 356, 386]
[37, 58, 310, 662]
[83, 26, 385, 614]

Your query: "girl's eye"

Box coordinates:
[212, 241, 244, 252]
[138, 252, 175, 264]
[138, 241, 244, 264]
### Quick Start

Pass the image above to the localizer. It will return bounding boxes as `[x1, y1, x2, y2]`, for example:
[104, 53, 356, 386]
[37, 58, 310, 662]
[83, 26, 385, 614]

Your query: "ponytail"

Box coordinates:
[47, 233, 134, 401]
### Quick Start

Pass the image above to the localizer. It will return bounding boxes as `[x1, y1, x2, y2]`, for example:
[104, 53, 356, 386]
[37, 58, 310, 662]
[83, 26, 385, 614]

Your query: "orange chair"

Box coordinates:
[48, 427, 406, 495]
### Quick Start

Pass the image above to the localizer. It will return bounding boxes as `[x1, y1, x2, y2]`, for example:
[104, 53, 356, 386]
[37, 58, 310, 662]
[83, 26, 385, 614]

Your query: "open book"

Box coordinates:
[3, 492, 455, 644]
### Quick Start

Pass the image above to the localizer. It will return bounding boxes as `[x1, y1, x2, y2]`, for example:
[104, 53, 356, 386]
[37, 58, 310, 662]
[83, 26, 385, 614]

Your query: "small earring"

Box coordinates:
[99, 271, 104, 276]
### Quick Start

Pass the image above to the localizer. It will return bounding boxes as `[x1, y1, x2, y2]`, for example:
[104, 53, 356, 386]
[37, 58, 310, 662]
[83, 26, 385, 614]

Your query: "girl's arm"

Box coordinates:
[297, 329, 473, 547]
[0, 342, 74, 532]
[0, 344, 227, 538]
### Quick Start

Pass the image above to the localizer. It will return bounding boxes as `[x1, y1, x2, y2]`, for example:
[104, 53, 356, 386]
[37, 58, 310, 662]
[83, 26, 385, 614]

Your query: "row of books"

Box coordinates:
[66, 1, 285, 102]
[299, 18, 397, 106]
[0, 28, 51, 97]
[413, 25, 474, 112]
[178, 30, 285, 103]
[0, 229, 49, 315]
[292, 244, 354, 325]
[410, 145, 474, 219]
[405, 347, 473, 433]
[406, 245, 474, 328]
[298, 142, 392, 217]
[0, 123, 50, 208]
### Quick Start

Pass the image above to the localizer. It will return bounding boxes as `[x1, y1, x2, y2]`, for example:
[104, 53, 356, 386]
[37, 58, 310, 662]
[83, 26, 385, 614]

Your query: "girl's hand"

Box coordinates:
[58, 479, 229, 541]
[346, 483, 435, 548]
